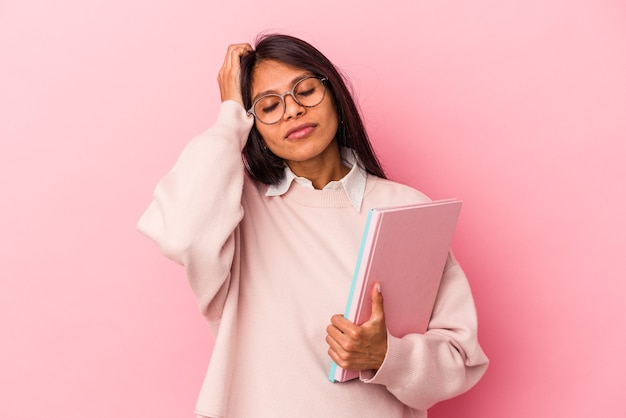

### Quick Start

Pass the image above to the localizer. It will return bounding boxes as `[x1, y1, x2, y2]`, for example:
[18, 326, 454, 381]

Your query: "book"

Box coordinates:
[328, 199, 463, 382]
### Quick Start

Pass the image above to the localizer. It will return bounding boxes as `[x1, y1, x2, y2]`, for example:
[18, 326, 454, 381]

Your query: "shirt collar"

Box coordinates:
[265, 147, 367, 212]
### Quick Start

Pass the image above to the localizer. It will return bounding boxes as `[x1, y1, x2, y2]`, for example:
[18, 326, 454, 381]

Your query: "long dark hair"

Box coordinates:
[239, 33, 387, 185]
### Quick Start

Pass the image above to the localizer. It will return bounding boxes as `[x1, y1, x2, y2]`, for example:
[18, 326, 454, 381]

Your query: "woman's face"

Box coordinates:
[250, 59, 340, 168]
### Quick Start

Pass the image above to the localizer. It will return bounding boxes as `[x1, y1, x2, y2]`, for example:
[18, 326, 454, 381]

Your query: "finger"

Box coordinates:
[367, 282, 385, 323]
[326, 340, 348, 368]
[330, 314, 358, 336]
[219, 43, 251, 77]
[325, 330, 344, 353]
[227, 43, 252, 64]
[326, 330, 355, 368]
[225, 43, 252, 58]
[326, 323, 348, 344]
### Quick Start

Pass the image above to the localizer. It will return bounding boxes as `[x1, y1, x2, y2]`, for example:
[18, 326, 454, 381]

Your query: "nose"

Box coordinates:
[283, 93, 305, 120]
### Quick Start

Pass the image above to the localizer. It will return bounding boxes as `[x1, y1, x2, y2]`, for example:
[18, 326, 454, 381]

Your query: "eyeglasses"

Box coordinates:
[247, 76, 328, 125]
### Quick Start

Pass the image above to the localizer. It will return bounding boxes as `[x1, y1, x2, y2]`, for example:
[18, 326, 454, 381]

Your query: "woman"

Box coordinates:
[138, 33, 488, 418]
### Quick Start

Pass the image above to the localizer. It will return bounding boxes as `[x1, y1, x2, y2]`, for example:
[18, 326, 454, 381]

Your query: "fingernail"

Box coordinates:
[376, 283, 382, 294]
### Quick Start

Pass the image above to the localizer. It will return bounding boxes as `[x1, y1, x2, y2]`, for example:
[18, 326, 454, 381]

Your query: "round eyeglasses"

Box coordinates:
[247, 76, 328, 125]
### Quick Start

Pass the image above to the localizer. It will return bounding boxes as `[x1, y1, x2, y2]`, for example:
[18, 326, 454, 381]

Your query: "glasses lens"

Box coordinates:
[294, 77, 325, 107]
[252, 77, 326, 124]
[253, 95, 284, 124]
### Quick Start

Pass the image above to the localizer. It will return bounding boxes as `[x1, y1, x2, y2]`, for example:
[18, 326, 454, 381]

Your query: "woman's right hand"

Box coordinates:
[217, 43, 253, 105]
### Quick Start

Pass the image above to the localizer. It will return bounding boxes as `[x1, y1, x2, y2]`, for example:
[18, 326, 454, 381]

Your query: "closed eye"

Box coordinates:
[297, 87, 316, 98]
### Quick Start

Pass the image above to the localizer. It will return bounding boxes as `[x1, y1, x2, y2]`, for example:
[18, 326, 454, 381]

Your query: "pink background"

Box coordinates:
[2, 1, 625, 417]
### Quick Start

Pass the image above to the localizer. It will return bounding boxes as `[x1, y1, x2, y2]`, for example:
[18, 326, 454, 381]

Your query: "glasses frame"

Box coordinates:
[246, 76, 328, 125]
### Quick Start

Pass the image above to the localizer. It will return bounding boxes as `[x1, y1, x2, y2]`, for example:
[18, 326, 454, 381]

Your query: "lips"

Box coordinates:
[285, 123, 317, 139]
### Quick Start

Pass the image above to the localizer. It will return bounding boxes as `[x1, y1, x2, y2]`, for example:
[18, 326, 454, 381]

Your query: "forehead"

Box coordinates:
[251, 60, 311, 95]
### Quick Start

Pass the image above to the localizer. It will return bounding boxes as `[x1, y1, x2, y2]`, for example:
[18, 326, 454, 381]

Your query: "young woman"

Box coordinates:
[138, 33, 488, 418]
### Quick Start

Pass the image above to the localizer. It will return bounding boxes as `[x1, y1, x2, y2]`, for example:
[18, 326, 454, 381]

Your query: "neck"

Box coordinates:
[287, 145, 349, 190]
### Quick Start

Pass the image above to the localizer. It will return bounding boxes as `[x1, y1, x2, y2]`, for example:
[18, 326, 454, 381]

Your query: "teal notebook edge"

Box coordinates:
[328, 208, 375, 383]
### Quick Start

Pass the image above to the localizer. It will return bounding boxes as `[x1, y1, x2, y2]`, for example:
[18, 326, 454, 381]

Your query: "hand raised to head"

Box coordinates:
[217, 43, 253, 105]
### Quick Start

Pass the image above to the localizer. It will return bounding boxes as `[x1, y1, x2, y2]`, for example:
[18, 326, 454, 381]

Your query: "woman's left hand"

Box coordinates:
[326, 282, 388, 372]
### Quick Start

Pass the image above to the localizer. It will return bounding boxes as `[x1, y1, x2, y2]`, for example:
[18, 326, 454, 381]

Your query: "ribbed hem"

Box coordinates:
[218, 100, 254, 150]
[360, 332, 412, 386]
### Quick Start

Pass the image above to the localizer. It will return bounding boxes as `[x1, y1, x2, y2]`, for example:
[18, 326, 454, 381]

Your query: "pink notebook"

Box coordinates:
[328, 199, 462, 382]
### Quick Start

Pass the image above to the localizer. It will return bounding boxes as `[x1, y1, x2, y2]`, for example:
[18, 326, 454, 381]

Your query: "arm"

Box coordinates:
[137, 102, 252, 317]
[361, 254, 489, 410]
[326, 254, 488, 410]
[137, 44, 254, 320]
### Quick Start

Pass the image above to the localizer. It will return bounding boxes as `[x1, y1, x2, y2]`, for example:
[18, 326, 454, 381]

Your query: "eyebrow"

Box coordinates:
[251, 73, 313, 103]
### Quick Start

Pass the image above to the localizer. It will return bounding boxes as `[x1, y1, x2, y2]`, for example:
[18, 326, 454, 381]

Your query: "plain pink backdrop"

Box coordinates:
[2, 1, 625, 417]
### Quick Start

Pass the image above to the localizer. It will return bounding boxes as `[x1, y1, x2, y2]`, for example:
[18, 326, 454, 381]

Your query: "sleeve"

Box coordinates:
[137, 100, 254, 320]
[360, 253, 489, 411]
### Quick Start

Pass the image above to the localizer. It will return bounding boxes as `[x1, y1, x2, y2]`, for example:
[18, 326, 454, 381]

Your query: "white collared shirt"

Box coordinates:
[265, 147, 367, 212]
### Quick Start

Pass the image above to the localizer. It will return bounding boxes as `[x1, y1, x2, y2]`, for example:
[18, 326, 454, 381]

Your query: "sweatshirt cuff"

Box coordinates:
[217, 100, 254, 150]
[360, 332, 414, 385]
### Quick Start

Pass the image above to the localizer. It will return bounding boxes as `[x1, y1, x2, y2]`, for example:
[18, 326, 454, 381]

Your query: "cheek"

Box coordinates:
[325, 110, 340, 136]
[254, 124, 273, 145]
[324, 99, 340, 132]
